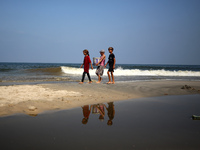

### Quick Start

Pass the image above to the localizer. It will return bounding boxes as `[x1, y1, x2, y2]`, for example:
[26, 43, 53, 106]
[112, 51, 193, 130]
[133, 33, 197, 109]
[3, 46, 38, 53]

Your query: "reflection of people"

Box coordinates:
[95, 50, 106, 83]
[105, 102, 115, 126]
[81, 102, 115, 125]
[96, 104, 105, 121]
[81, 105, 92, 124]
[105, 47, 116, 84]
[80, 49, 93, 84]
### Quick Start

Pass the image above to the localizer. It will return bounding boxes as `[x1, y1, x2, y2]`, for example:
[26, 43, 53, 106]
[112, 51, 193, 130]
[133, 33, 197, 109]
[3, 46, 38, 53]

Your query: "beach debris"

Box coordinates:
[28, 106, 37, 111]
[181, 85, 195, 90]
[181, 85, 191, 89]
[192, 115, 200, 120]
[28, 113, 38, 117]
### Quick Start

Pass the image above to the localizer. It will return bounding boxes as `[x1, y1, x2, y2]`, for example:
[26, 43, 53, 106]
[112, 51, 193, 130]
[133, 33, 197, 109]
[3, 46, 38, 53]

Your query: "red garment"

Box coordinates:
[82, 105, 90, 119]
[83, 55, 91, 73]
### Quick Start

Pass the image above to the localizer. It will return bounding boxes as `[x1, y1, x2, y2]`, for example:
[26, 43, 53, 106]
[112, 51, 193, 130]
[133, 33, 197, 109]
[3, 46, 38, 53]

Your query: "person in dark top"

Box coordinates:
[105, 102, 115, 126]
[105, 47, 116, 84]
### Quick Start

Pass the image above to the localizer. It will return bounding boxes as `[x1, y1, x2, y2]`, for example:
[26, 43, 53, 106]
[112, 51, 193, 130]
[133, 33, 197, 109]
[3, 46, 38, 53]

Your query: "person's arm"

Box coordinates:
[96, 106, 105, 116]
[104, 61, 108, 68]
[90, 63, 93, 70]
[80, 63, 84, 68]
[87, 56, 93, 69]
[96, 55, 106, 66]
[113, 58, 116, 69]
[89, 105, 93, 112]
[103, 104, 108, 110]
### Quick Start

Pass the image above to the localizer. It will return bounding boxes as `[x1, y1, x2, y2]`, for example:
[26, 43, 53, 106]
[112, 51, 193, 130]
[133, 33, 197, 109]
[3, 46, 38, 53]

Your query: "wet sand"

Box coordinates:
[0, 94, 200, 150]
[0, 80, 200, 116]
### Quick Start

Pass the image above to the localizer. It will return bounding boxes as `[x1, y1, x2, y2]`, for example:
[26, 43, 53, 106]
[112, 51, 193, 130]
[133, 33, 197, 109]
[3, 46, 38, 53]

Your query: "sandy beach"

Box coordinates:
[0, 80, 200, 116]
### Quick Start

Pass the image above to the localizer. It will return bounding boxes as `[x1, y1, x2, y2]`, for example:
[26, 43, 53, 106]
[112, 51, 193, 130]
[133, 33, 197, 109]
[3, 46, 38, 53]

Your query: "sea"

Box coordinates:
[0, 62, 200, 85]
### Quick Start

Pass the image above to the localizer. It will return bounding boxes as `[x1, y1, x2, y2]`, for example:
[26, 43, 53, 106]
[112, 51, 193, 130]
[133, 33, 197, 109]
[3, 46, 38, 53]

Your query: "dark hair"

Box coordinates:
[83, 49, 90, 56]
[108, 47, 114, 51]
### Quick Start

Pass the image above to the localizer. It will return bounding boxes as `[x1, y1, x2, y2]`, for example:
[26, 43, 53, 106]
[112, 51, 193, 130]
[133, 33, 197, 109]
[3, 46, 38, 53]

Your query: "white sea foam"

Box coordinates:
[61, 66, 200, 77]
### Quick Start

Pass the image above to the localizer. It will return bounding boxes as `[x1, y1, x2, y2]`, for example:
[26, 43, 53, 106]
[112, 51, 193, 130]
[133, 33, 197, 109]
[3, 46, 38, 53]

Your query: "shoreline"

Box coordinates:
[0, 80, 200, 117]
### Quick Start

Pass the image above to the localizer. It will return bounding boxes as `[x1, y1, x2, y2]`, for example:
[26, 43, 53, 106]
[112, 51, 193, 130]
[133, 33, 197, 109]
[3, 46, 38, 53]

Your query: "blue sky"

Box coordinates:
[0, 0, 200, 65]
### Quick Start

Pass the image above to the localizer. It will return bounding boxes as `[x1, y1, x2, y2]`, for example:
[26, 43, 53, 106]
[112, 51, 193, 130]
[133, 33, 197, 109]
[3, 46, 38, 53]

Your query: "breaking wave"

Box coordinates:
[61, 66, 200, 77]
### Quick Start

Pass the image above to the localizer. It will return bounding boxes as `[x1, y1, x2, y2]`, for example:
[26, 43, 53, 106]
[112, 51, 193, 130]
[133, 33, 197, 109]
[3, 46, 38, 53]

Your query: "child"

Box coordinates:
[79, 49, 93, 84]
[95, 49, 106, 83]
[81, 105, 92, 124]
[106, 102, 115, 126]
[105, 47, 116, 84]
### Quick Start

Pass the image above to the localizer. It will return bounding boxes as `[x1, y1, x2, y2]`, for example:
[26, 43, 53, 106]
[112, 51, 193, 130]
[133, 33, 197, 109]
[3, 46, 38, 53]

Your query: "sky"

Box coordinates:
[0, 0, 200, 65]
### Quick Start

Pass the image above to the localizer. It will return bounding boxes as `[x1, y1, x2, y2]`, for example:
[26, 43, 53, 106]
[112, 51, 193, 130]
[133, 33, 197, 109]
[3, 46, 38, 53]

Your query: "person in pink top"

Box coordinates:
[95, 49, 106, 83]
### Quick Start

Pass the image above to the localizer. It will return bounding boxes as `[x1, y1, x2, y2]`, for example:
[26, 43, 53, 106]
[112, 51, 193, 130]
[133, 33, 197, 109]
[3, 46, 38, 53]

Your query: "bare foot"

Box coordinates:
[112, 81, 115, 84]
[96, 81, 101, 84]
[106, 81, 112, 84]
[79, 82, 83, 84]
[88, 81, 92, 84]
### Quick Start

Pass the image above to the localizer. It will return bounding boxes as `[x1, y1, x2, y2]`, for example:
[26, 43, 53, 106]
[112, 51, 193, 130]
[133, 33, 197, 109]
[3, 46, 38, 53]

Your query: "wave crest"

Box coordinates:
[61, 66, 200, 77]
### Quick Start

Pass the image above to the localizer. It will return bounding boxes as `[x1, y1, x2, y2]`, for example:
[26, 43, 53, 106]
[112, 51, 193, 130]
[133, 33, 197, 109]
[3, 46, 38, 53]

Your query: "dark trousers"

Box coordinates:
[81, 72, 92, 82]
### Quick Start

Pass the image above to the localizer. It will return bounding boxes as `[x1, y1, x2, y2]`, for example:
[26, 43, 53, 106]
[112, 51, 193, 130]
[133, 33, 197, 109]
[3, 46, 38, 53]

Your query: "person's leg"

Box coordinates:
[97, 75, 101, 83]
[107, 71, 112, 84]
[87, 73, 92, 83]
[79, 72, 86, 84]
[111, 72, 115, 84]
[97, 66, 103, 83]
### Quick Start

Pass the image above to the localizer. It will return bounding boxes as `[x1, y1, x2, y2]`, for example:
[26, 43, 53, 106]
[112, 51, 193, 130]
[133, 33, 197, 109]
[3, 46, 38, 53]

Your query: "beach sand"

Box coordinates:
[0, 80, 200, 116]
[1, 80, 200, 149]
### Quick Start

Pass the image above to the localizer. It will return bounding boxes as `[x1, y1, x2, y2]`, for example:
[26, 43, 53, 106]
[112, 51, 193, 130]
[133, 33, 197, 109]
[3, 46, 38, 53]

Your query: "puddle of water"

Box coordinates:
[0, 95, 200, 150]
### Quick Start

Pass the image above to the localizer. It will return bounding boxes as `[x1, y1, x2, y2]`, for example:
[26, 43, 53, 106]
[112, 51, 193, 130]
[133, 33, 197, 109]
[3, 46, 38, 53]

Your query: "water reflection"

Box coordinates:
[81, 102, 115, 125]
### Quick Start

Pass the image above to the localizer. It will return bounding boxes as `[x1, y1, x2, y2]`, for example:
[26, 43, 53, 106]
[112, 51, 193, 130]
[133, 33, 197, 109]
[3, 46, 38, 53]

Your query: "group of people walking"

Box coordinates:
[82, 102, 115, 125]
[79, 47, 116, 84]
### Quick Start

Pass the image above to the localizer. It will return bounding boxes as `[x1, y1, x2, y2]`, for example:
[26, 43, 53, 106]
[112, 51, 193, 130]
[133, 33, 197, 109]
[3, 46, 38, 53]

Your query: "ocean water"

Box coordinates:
[0, 62, 200, 84]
